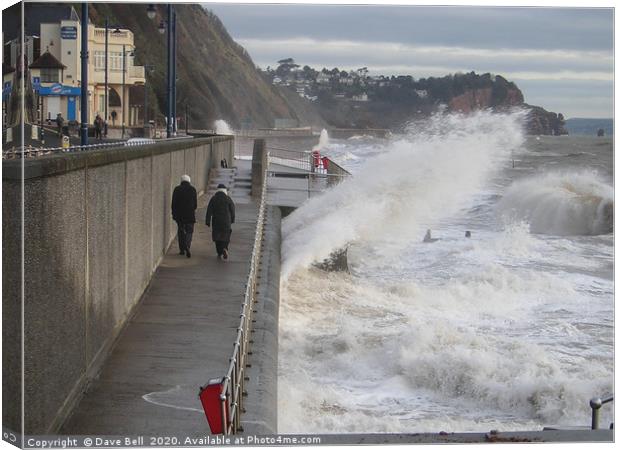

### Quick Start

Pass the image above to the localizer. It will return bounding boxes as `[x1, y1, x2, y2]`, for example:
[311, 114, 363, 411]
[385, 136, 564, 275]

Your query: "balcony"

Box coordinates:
[129, 65, 144, 80]
[91, 27, 133, 45]
[91, 65, 145, 85]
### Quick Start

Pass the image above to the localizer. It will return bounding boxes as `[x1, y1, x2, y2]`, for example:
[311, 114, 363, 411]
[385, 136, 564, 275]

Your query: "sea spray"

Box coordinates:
[279, 234, 612, 433]
[496, 171, 613, 235]
[313, 129, 330, 152]
[214, 119, 233, 135]
[281, 110, 527, 280]
[278, 113, 613, 433]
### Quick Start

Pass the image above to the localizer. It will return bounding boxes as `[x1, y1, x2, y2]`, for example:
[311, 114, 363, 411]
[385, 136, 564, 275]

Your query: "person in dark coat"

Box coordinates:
[56, 113, 64, 137]
[171, 174, 197, 258]
[205, 183, 235, 260]
[94, 114, 104, 140]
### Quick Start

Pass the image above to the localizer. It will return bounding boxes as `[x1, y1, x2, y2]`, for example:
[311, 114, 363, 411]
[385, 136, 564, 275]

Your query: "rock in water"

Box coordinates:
[315, 247, 348, 272]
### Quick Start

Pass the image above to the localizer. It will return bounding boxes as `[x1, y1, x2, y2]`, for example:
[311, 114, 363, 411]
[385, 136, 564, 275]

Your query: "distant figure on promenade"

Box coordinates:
[423, 229, 439, 243]
[206, 183, 235, 260]
[465, 231, 472, 238]
[94, 114, 104, 140]
[56, 113, 64, 137]
[172, 174, 197, 258]
[220, 158, 228, 168]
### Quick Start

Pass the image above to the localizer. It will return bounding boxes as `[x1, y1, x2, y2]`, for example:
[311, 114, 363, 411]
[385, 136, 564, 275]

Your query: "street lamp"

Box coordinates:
[120, 44, 134, 139]
[147, 4, 175, 138]
[146, 4, 157, 20]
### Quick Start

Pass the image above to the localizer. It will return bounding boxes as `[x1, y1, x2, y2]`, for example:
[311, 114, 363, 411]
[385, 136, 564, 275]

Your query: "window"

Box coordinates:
[94, 51, 105, 70]
[110, 52, 123, 72]
[93, 50, 131, 72]
[40, 68, 59, 83]
[99, 94, 105, 113]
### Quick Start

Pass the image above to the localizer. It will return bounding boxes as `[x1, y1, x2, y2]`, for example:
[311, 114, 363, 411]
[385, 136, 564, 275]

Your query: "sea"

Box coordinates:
[277, 110, 614, 434]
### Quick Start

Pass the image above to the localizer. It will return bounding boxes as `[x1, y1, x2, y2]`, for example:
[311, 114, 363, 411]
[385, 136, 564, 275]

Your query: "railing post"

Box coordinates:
[251, 139, 267, 198]
[591, 397, 602, 429]
[220, 392, 228, 435]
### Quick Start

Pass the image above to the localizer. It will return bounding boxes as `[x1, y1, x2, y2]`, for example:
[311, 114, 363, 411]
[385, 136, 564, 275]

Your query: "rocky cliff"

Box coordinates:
[88, 3, 297, 129]
[447, 75, 566, 135]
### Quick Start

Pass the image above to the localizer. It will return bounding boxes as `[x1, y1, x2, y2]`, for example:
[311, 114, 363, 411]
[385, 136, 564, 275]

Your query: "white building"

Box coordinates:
[316, 73, 330, 84]
[27, 7, 145, 127]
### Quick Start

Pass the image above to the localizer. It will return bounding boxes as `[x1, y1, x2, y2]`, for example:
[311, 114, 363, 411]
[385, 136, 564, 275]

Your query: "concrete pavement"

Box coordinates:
[61, 165, 258, 437]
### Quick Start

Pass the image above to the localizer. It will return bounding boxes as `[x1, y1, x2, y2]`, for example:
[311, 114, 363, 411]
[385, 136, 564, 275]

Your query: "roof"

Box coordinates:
[29, 51, 66, 69]
[3, 3, 79, 42]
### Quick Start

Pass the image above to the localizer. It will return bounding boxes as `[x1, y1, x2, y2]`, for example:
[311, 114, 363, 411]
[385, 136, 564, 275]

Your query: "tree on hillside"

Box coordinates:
[276, 58, 299, 77]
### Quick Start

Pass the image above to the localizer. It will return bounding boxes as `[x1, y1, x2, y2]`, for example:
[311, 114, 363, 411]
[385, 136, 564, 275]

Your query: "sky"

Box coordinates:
[203, 1, 614, 119]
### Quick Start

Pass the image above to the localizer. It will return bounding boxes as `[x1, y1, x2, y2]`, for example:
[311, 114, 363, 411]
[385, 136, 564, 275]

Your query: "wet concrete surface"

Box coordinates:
[61, 168, 258, 437]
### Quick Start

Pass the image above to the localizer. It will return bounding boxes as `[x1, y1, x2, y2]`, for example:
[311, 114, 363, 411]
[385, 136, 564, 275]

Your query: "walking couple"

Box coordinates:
[171, 175, 235, 260]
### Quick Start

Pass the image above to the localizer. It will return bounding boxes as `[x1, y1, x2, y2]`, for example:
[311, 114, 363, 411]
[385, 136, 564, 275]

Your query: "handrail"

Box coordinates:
[217, 156, 269, 435]
[2, 136, 194, 159]
[590, 395, 613, 429]
[265, 145, 310, 154]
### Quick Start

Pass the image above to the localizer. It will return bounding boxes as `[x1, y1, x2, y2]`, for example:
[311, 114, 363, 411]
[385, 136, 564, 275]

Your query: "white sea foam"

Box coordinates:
[278, 264, 612, 433]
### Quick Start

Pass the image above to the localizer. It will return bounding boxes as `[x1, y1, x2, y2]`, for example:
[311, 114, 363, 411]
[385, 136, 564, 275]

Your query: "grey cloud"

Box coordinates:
[204, 4, 613, 51]
[239, 38, 612, 79]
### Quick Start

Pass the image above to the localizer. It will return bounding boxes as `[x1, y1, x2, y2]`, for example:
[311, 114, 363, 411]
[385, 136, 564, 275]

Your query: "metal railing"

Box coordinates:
[235, 128, 315, 137]
[2, 136, 193, 159]
[590, 395, 613, 429]
[267, 146, 313, 172]
[217, 164, 269, 435]
[3, 141, 125, 159]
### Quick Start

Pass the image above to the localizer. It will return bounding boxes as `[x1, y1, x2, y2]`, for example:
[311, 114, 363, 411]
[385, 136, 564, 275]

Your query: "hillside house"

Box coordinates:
[317, 73, 330, 84]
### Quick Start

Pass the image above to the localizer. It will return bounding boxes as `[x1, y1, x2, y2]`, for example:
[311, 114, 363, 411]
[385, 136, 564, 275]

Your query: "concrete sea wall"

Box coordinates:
[2, 137, 234, 435]
[243, 205, 282, 434]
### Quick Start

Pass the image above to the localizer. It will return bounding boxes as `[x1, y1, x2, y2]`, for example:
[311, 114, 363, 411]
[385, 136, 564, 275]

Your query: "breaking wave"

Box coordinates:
[497, 171, 613, 235]
[281, 109, 527, 280]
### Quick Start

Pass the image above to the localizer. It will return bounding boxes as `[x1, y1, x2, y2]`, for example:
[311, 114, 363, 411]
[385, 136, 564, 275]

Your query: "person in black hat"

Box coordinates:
[206, 183, 235, 260]
[171, 174, 197, 258]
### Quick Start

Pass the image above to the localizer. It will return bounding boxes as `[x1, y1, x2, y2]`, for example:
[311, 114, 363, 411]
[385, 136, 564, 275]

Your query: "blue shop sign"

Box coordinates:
[38, 83, 81, 96]
[61, 26, 78, 39]
[2, 81, 11, 100]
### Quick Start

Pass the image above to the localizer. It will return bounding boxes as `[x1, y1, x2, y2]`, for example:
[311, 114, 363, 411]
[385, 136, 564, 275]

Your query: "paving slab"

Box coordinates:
[60, 175, 258, 437]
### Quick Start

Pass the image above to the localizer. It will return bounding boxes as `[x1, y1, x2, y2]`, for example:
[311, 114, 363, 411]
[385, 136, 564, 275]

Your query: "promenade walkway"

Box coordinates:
[61, 162, 257, 437]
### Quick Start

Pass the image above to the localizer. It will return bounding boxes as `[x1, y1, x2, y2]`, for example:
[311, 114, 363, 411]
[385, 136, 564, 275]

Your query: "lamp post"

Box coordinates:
[147, 4, 175, 138]
[172, 6, 177, 135]
[120, 45, 135, 139]
[104, 17, 108, 136]
[80, 3, 89, 146]
[143, 64, 154, 137]
[185, 103, 189, 134]
[166, 4, 173, 138]
[122, 44, 126, 139]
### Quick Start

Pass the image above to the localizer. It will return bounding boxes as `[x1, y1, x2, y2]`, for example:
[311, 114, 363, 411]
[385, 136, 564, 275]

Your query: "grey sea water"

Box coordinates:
[277, 112, 614, 433]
